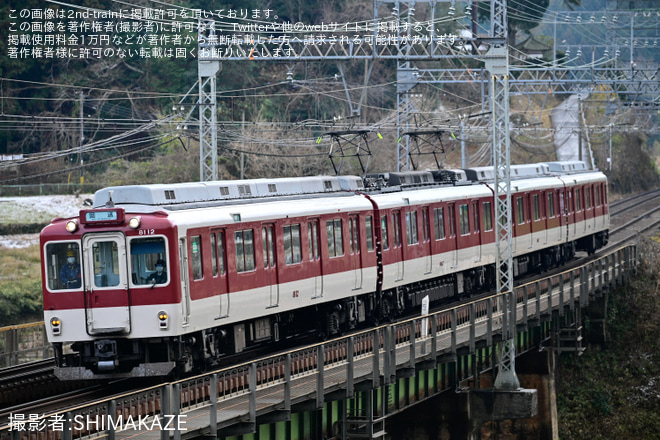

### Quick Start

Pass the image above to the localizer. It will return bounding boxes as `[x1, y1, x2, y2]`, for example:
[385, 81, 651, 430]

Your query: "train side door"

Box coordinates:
[447, 203, 458, 268]
[472, 201, 482, 262]
[262, 224, 279, 308]
[422, 207, 433, 274]
[83, 232, 131, 335]
[392, 210, 404, 281]
[348, 215, 363, 290]
[178, 238, 191, 325]
[211, 229, 229, 318]
[308, 219, 323, 298]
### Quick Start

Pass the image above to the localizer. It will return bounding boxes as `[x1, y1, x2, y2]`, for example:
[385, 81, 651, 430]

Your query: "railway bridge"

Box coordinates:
[0, 244, 635, 440]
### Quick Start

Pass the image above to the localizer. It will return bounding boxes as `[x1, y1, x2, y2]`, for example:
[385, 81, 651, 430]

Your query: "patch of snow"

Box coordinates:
[0, 194, 93, 249]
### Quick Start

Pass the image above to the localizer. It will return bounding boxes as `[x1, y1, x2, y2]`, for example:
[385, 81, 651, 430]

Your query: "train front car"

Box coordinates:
[41, 191, 180, 380]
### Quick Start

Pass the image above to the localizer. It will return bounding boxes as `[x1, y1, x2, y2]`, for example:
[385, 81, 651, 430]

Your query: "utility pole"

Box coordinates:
[79, 91, 84, 185]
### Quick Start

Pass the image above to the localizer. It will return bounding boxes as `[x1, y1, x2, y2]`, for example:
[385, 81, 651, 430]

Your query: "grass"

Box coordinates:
[0, 245, 43, 326]
[557, 236, 660, 439]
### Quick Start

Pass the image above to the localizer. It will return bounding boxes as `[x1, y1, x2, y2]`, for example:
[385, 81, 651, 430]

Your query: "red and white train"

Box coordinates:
[41, 161, 609, 379]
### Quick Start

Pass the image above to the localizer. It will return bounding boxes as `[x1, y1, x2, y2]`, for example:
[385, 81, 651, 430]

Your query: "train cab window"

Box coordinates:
[365, 216, 374, 251]
[45, 242, 82, 290]
[235, 229, 256, 272]
[483, 202, 493, 231]
[533, 195, 540, 221]
[516, 197, 525, 225]
[405, 211, 418, 245]
[283, 224, 302, 265]
[327, 219, 344, 257]
[380, 215, 389, 250]
[190, 235, 203, 280]
[434, 207, 445, 240]
[459, 204, 470, 235]
[547, 193, 555, 218]
[130, 237, 167, 285]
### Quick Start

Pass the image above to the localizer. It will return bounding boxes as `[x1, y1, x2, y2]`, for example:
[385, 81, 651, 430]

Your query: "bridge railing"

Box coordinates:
[0, 244, 636, 440]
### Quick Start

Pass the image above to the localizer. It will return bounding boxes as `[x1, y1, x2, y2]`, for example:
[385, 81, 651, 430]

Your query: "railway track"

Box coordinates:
[1, 188, 658, 430]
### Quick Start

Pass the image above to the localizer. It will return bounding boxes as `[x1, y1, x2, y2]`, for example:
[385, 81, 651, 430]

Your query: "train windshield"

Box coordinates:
[130, 237, 168, 286]
[45, 242, 82, 290]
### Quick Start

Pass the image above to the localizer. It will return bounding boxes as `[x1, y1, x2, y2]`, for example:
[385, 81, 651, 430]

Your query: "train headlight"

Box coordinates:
[65, 220, 78, 233]
[128, 216, 141, 229]
[158, 311, 169, 329]
[50, 317, 62, 336]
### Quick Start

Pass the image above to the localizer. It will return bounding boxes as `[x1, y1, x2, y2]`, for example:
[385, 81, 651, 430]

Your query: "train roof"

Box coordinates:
[93, 175, 364, 211]
[91, 161, 602, 214]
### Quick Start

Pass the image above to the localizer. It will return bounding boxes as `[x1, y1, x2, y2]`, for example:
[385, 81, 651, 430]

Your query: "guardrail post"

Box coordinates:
[209, 374, 218, 436]
[451, 309, 457, 354]
[580, 266, 588, 307]
[285, 353, 292, 409]
[570, 270, 576, 310]
[487, 298, 493, 346]
[383, 326, 391, 384]
[107, 400, 116, 440]
[522, 286, 528, 326]
[409, 320, 416, 368]
[249, 363, 257, 425]
[317, 345, 324, 409]
[535, 281, 541, 322]
[346, 338, 354, 398]
[173, 383, 181, 440]
[160, 384, 171, 440]
[431, 314, 438, 359]
[559, 274, 565, 316]
[64, 412, 72, 440]
[469, 304, 476, 354]
[372, 329, 380, 389]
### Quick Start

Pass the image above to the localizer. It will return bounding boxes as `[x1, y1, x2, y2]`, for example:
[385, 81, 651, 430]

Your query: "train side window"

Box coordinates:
[327, 219, 344, 257]
[392, 212, 402, 247]
[448, 205, 456, 237]
[216, 232, 226, 275]
[262, 225, 275, 268]
[190, 235, 203, 280]
[365, 216, 374, 251]
[235, 229, 256, 272]
[586, 186, 592, 209]
[434, 207, 445, 240]
[380, 215, 389, 250]
[421, 209, 430, 242]
[349, 217, 359, 254]
[308, 220, 320, 260]
[211, 234, 218, 276]
[46, 242, 82, 290]
[130, 237, 166, 285]
[405, 211, 418, 245]
[516, 197, 525, 225]
[595, 185, 601, 207]
[547, 193, 555, 218]
[576, 189, 582, 212]
[533, 194, 540, 221]
[472, 202, 480, 233]
[283, 224, 302, 265]
[459, 204, 470, 235]
[483, 202, 493, 231]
